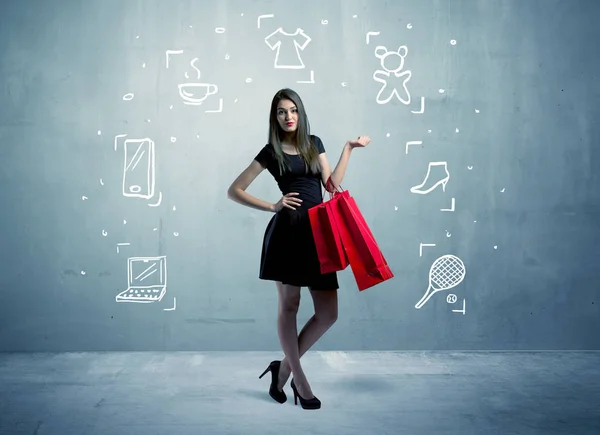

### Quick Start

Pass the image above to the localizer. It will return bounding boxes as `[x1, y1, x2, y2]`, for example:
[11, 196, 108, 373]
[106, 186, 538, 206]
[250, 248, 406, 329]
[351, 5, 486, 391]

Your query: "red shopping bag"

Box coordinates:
[333, 186, 394, 291]
[308, 180, 349, 274]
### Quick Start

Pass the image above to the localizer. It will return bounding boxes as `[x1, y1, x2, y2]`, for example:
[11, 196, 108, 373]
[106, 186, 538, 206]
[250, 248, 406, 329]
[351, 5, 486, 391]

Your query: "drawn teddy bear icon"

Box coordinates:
[372, 45, 412, 105]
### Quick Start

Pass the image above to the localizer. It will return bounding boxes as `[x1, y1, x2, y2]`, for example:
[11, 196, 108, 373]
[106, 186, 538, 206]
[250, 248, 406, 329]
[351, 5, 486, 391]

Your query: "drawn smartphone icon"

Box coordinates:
[122, 138, 155, 199]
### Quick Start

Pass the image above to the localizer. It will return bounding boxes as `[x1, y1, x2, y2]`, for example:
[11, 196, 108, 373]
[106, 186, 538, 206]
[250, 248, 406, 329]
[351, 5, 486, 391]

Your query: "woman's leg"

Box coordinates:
[275, 281, 314, 398]
[278, 288, 338, 390]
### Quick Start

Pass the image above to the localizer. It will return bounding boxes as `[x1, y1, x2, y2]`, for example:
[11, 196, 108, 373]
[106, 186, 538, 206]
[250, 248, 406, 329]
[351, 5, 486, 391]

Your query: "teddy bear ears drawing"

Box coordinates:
[374, 45, 408, 60]
[374, 45, 409, 74]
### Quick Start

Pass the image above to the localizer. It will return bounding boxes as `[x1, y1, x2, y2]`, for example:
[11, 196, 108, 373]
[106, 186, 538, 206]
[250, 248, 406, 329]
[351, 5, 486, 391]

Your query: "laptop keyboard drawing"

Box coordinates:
[116, 256, 167, 303]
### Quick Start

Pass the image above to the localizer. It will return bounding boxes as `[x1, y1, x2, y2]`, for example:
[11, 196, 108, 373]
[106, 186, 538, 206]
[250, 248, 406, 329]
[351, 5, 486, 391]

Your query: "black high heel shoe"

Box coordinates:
[259, 360, 287, 404]
[290, 378, 321, 410]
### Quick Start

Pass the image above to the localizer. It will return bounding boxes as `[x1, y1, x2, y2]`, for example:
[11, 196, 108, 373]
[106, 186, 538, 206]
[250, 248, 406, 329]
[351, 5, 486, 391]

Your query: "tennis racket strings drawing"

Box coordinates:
[415, 254, 466, 309]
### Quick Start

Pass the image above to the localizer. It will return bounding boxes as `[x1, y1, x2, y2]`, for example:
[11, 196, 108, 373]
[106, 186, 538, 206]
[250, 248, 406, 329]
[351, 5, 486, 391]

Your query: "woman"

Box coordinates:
[227, 88, 370, 410]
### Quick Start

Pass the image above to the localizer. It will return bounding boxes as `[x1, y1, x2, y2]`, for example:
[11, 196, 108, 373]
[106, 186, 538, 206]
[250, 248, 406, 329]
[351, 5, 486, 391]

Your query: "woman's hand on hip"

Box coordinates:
[272, 192, 302, 212]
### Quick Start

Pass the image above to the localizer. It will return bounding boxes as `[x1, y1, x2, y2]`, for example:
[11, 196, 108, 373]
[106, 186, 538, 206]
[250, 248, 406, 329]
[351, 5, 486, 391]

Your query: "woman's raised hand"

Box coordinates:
[347, 135, 371, 149]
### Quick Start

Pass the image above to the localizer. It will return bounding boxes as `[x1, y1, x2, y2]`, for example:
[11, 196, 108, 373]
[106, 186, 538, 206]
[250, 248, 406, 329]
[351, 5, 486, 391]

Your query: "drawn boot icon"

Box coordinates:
[410, 162, 450, 194]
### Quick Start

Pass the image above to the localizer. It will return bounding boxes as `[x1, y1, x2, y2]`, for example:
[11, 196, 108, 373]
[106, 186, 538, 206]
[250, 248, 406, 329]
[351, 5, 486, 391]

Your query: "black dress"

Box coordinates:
[254, 135, 339, 290]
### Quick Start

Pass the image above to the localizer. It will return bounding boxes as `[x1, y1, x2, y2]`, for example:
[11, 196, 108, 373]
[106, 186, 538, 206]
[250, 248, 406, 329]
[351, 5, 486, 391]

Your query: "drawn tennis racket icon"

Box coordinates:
[415, 254, 466, 309]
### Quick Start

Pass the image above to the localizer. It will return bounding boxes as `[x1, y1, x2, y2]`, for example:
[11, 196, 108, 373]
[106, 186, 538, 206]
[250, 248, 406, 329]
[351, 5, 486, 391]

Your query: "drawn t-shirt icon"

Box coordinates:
[265, 28, 311, 69]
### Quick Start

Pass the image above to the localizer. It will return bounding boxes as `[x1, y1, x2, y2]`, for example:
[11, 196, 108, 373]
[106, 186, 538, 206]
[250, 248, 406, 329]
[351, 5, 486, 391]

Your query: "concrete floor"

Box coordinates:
[0, 351, 598, 435]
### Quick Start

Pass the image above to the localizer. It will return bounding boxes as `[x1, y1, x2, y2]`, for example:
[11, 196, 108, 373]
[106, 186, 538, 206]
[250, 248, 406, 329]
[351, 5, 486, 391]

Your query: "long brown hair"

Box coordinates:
[268, 88, 321, 176]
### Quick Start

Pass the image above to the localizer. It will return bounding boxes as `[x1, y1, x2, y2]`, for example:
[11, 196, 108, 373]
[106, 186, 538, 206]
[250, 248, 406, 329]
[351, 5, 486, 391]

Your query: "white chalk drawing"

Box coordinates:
[113, 134, 126, 151]
[297, 70, 315, 84]
[419, 243, 436, 257]
[116, 242, 130, 254]
[452, 299, 466, 314]
[441, 197, 455, 212]
[148, 191, 163, 207]
[178, 57, 219, 106]
[257, 14, 274, 29]
[123, 93, 134, 101]
[265, 28, 311, 69]
[415, 254, 466, 309]
[82, 196, 88, 200]
[321, 19, 328, 25]
[205, 98, 223, 113]
[165, 49, 183, 68]
[446, 294, 467, 314]
[411, 96, 425, 114]
[467, 166, 473, 170]
[446, 230, 451, 238]
[114, 135, 156, 200]
[410, 162, 449, 194]
[114, 135, 162, 207]
[407, 23, 413, 29]
[215, 27, 225, 33]
[164, 297, 177, 311]
[366, 31, 380, 44]
[373, 45, 412, 105]
[405, 140, 422, 154]
[116, 256, 167, 303]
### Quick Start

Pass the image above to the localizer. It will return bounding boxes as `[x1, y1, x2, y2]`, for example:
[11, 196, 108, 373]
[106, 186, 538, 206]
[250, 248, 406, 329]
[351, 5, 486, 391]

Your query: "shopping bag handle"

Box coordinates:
[323, 176, 343, 201]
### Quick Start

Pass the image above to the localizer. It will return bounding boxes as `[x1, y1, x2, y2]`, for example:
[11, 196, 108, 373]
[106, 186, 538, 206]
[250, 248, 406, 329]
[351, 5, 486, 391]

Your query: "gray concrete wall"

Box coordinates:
[1, 0, 598, 351]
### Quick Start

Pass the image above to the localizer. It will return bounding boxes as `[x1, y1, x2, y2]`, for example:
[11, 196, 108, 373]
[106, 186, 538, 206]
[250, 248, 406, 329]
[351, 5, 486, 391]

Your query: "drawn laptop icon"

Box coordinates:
[116, 256, 167, 303]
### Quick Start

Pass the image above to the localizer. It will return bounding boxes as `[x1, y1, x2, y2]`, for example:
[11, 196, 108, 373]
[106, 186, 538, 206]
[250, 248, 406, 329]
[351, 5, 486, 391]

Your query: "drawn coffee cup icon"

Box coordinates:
[178, 83, 218, 105]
